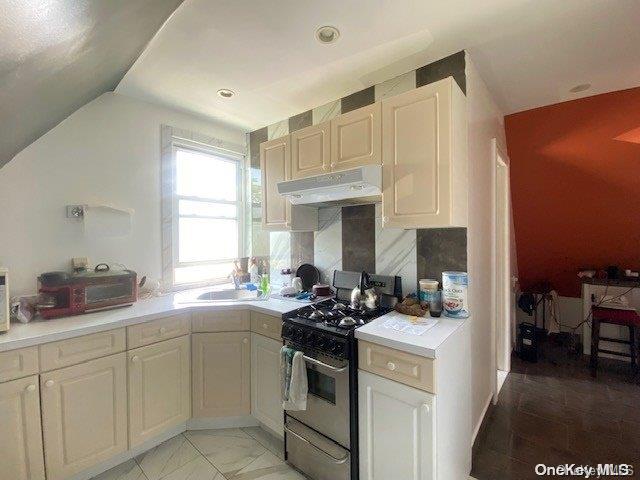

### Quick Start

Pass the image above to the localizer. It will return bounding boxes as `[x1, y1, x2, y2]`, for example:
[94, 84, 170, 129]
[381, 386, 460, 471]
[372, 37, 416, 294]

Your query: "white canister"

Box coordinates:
[418, 279, 439, 305]
[442, 271, 469, 318]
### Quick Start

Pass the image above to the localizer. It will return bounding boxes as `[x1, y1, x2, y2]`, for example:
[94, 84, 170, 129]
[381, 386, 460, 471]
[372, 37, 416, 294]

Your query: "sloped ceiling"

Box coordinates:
[0, 0, 184, 168]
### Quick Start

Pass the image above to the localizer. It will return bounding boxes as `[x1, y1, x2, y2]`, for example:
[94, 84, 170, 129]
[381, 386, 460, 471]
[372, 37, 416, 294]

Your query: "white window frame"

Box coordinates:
[161, 126, 245, 291]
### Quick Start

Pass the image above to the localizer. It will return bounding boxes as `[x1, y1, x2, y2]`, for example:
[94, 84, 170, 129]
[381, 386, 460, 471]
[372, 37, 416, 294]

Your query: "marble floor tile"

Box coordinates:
[135, 434, 200, 480]
[230, 451, 305, 480]
[184, 428, 266, 476]
[92, 459, 146, 480]
[160, 456, 223, 480]
[241, 427, 285, 459]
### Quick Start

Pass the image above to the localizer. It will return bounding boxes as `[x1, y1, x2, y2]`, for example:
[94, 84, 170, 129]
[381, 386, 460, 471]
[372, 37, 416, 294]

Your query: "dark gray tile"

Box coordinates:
[342, 204, 375, 221]
[340, 86, 375, 114]
[288, 110, 312, 133]
[342, 205, 375, 273]
[290, 232, 314, 272]
[249, 127, 268, 169]
[416, 228, 467, 285]
[415, 50, 466, 94]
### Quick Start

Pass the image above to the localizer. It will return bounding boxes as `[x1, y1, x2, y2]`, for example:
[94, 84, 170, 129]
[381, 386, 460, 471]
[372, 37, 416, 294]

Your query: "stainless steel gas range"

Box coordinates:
[281, 270, 401, 480]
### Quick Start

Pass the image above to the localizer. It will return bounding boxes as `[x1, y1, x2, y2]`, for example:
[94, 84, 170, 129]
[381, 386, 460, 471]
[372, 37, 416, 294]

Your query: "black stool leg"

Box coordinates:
[630, 325, 637, 370]
[591, 318, 600, 377]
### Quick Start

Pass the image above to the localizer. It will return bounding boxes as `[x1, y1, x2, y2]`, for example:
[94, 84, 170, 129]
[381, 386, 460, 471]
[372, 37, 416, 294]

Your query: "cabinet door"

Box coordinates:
[251, 333, 283, 435]
[261, 136, 291, 230]
[41, 353, 127, 480]
[128, 335, 190, 447]
[358, 371, 435, 480]
[330, 103, 381, 172]
[192, 332, 250, 418]
[291, 122, 330, 179]
[0, 375, 45, 480]
[381, 78, 464, 228]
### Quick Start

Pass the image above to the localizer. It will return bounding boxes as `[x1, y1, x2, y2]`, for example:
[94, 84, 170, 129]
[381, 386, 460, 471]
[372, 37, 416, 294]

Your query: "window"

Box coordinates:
[170, 143, 243, 286]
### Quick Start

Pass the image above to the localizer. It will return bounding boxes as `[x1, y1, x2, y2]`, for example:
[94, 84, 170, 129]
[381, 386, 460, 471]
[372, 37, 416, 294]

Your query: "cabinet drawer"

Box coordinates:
[127, 314, 191, 349]
[358, 340, 436, 394]
[250, 311, 282, 341]
[40, 329, 125, 372]
[0, 346, 39, 382]
[192, 309, 250, 332]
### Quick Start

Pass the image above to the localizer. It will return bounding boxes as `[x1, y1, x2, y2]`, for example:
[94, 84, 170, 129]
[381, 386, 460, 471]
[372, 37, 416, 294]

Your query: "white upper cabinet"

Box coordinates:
[0, 375, 45, 480]
[128, 336, 190, 447]
[261, 135, 291, 230]
[359, 371, 436, 480]
[330, 103, 381, 172]
[291, 121, 331, 179]
[381, 77, 467, 229]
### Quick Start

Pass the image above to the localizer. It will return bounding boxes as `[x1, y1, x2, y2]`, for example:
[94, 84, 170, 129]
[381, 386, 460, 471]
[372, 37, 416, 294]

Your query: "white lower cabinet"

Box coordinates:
[128, 335, 191, 447]
[192, 332, 251, 418]
[358, 370, 436, 480]
[0, 375, 45, 480]
[41, 353, 128, 480]
[251, 333, 283, 435]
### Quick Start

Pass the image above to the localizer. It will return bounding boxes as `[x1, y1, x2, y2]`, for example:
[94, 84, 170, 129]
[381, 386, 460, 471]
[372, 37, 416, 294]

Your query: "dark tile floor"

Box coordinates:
[472, 336, 640, 479]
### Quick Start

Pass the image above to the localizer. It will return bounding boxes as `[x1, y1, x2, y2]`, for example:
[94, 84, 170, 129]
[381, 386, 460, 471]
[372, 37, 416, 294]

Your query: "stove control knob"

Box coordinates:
[303, 331, 313, 342]
[331, 342, 343, 355]
[316, 336, 326, 349]
[281, 324, 291, 337]
[294, 329, 304, 341]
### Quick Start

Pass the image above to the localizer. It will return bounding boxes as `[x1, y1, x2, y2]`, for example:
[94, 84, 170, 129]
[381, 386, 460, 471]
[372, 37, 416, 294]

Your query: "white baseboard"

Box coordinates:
[472, 393, 493, 445]
[187, 415, 259, 430]
[497, 369, 508, 394]
[70, 423, 187, 480]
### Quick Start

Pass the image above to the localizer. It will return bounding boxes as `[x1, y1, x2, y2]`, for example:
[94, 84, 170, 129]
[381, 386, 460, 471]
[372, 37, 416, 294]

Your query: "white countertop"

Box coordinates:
[355, 310, 467, 358]
[0, 288, 306, 352]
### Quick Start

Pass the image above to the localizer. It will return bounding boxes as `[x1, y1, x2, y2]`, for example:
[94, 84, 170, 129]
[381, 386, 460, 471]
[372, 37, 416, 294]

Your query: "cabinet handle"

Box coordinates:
[25, 384, 36, 393]
[382, 216, 389, 224]
[243, 338, 249, 344]
[285, 221, 291, 227]
[322, 165, 328, 172]
[132, 355, 140, 363]
[262, 323, 268, 329]
[159, 327, 167, 335]
[330, 162, 337, 168]
[44, 380, 55, 388]
[386, 361, 396, 371]
[422, 403, 431, 414]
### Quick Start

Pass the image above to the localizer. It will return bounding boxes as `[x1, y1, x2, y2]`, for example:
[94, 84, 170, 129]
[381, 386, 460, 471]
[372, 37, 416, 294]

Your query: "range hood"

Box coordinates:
[277, 165, 382, 205]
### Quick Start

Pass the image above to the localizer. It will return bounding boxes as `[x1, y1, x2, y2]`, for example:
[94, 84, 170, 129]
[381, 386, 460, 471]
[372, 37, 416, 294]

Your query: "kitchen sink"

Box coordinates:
[196, 288, 262, 301]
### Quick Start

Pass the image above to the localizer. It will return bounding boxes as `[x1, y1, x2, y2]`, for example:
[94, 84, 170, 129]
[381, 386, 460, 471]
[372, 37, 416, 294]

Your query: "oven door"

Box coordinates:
[286, 350, 351, 448]
[84, 277, 135, 309]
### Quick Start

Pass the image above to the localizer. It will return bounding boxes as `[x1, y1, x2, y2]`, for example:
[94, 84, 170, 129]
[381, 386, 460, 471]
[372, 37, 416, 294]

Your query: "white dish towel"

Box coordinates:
[281, 346, 308, 411]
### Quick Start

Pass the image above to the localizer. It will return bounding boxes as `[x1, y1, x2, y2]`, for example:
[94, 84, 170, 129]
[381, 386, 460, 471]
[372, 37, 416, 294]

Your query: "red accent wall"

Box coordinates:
[505, 87, 640, 297]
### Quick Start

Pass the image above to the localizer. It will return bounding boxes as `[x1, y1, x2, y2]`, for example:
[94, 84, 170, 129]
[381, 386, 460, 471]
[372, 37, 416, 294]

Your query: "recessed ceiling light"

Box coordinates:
[217, 88, 235, 98]
[569, 83, 591, 93]
[316, 25, 340, 44]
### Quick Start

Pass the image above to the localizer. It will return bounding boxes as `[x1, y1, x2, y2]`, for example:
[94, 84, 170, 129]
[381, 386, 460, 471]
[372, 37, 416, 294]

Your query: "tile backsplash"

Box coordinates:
[279, 202, 467, 296]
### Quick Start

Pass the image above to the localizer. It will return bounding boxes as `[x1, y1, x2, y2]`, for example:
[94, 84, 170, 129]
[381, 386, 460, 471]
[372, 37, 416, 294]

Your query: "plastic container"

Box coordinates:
[418, 279, 439, 305]
[442, 271, 469, 318]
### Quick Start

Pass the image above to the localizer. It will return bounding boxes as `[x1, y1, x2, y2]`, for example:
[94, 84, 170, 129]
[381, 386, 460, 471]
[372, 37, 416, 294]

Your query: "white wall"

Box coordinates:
[465, 55, 508, 435]
[0, 92, 245, 296]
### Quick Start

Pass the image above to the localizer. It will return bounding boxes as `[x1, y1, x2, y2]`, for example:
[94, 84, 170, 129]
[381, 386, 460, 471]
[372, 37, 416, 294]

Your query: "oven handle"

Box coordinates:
[302, 355, 348, 373]
[284, 425, 350, 465]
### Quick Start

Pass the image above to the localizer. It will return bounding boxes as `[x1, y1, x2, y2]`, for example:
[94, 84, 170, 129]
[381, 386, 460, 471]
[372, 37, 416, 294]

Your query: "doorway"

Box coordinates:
[492, 139, 512, 403]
